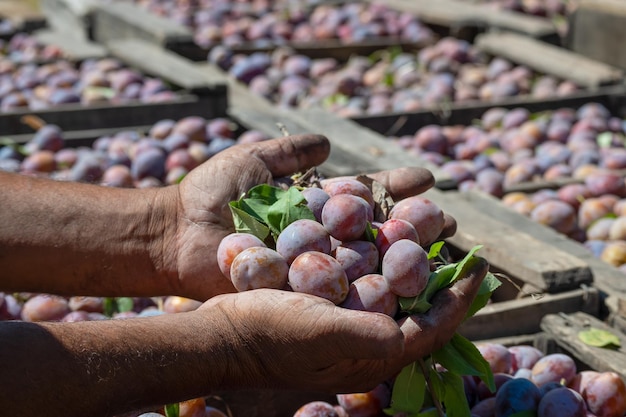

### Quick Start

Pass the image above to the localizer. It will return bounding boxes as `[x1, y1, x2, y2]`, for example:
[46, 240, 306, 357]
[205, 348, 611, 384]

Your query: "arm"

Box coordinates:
[0, 171, 174, 297]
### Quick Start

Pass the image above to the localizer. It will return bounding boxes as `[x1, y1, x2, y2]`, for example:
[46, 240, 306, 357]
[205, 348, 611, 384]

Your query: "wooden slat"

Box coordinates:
[381, 0, 559, 42]
[33, 29, 108, 61]
[459, 287, 600, 341]
[38, 0, 95, 40]
[105, 38, 226, 96]
[423, 188, 594, 292]
[0, 94, 225, 135]
[540, 312, 626, 381]
[91, 1, 195, 50]
[350, 85, 626, 137]
[475, 31, 625, 88]
[567, 0, 626, 71]
[456, 190, 626, 297]
[288, 108, 456, 188]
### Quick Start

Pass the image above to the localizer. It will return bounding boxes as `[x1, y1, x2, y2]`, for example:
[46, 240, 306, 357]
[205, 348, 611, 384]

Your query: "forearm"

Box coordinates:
[0, 310, 234, 417]
[0, 171, 176, 297]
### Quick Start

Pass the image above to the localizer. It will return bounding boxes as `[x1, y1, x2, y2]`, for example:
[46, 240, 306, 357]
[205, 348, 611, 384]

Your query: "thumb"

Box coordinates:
[249, 134, 331, 178]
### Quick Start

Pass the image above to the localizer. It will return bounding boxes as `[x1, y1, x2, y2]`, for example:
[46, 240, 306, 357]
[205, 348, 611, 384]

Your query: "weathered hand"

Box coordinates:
[196, 255, 488, 394]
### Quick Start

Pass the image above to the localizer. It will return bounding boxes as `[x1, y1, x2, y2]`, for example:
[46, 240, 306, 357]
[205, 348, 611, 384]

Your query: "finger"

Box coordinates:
[366, 167, 435, 201]
[396, 256, 489, 364]
[330, 307, 404, 360]
[250, 134, 330, 178]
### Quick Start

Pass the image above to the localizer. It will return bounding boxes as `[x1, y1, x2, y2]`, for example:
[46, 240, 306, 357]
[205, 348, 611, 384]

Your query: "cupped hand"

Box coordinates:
[197, 255, 488, 394]
[159, 134, 444, 301]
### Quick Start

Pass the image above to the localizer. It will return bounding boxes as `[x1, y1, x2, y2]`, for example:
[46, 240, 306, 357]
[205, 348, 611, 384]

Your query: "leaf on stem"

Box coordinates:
[385, 362, 426, 416]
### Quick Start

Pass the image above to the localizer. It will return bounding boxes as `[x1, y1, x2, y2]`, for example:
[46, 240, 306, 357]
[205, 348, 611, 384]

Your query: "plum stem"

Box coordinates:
[418, 357, 445, 417]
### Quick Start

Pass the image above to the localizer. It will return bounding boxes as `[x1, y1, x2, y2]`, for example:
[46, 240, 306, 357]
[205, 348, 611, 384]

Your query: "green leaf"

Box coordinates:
[448, 245, 483, 285]
[164, 403, 180, 417]
[578, 328, 622, 348]
[440, 372, 471, 417]
[427, 241, 445, 260]
[364, 222, 378, 243]
[385, 362, 426, 415]
[416, 408, 440, 417]
[433, 333, 495, 392]
[596, 131, 614, 148]
[228, 201, 270, 242]
[464, 271, 502, 319]
[228, 185, 314, 243]
[266, 186, 315, 235]
[399, 264, 456, 313]
[116, 297, 134, 313]
[383, 71, 395, 87]
[103, 297, 116, 317]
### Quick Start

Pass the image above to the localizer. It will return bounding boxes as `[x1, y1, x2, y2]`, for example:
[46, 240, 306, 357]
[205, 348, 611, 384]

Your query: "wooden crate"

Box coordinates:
[0, 34, 228, 135]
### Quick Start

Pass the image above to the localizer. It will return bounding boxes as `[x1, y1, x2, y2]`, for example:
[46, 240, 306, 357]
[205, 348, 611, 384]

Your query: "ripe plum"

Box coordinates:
[230, 247, 289, 291]
[288, 251, 349, 304]
[381, 239, 429, 298]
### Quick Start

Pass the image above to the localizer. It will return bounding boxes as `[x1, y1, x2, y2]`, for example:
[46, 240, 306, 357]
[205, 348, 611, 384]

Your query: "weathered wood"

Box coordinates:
[456, 190, 626, 298]
[540, 311, 626, 381]
[105, 39, 227, 97]
[423, 188, 594, 292]
[350, 85, 626, 137]
[33, 29, 108, 61]
[91, 1, 195, 51]
[4, 125, 154, 148]
[475, 32, 624, 88]
[567, 0, 626, 71]
[473, 333, 543, 348]
[0, 94, 225, 135]
[38, 0, 95, 39]
[381, 0, 559, 42]
[459, 287, 600, 341]
[289, 108, 456, 188]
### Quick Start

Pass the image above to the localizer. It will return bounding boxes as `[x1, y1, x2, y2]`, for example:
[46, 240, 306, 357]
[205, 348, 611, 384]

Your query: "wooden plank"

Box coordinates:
[38, 0, 95, 39]
[0, 94, 225, 135]
[33, 29, 108, 61]
[567, 0, 626, 71]
[459, 287, 600, 341]
[381, 0, 559, 42]
[289, 108, 455, 188]
[540, 311, 626, 381]
[475, 31, 625, 88]
[456, 190, 626, 297]
[105, 38, 226, 97]
[351, 85, 626, 137]
[4, 125, 154, 148]
[423, 188, 594, 292]
[91, 1, 195, 51]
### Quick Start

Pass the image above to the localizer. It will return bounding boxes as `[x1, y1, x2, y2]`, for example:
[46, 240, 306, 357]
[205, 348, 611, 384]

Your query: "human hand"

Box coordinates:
[195, 255, 488, 394]
[158, 134, 453, 301]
